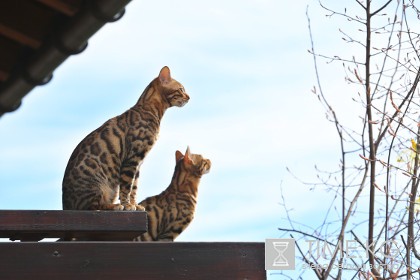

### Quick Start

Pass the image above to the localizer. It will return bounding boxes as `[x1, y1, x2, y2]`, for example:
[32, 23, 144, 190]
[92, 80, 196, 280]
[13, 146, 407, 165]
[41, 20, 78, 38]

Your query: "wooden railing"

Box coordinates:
[0, 210, 266, 280]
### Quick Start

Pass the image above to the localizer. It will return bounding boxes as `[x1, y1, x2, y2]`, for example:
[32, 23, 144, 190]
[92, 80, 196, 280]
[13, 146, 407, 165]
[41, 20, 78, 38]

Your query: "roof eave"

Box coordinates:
[0, 0, 131, 117]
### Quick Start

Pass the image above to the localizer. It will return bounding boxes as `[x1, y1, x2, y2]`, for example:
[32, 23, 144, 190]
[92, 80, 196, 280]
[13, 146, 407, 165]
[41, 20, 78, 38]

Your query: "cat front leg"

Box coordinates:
[130, 168, 145, 211]
[119, 162, 140, 211]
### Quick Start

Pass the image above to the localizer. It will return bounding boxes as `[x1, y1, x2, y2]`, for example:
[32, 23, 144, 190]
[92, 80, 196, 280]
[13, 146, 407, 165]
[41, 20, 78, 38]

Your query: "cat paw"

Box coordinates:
[123, 204, 137, 211]
[136, 205, 145, 211]
[113, 204, 124, 211]
[101, 203, 124, 210]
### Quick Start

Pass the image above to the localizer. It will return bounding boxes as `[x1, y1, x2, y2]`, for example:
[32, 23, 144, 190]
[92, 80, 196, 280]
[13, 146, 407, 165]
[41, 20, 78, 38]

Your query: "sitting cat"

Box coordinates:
[135, 147, 211, 241]
[62, 66, 189, 211]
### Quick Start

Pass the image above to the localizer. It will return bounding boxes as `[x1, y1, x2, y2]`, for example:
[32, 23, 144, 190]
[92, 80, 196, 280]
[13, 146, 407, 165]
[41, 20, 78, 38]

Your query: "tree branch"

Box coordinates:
[372, 0, 393, 17]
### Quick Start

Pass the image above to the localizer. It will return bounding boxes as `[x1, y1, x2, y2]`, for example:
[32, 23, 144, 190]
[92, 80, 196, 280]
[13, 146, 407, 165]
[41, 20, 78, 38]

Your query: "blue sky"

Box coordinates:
[0, 0, 361, 277]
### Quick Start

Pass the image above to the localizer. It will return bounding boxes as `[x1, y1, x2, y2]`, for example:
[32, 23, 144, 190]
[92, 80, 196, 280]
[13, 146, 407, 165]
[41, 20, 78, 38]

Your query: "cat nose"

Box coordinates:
[185, 94, 190, 100]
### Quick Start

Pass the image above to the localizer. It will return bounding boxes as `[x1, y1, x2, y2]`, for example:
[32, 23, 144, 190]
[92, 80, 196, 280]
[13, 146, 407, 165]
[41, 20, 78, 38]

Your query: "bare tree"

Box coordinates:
[280, 0, 420, 279]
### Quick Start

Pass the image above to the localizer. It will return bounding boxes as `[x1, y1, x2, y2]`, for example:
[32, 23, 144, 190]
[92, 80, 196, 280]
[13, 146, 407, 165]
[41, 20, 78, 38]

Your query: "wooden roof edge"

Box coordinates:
[0, 0, 131, 117]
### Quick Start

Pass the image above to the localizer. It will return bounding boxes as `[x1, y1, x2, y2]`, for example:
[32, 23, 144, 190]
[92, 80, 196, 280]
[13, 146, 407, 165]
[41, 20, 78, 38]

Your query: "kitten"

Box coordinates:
[135, 147, 211, 241]
[62, 66, 189, 211]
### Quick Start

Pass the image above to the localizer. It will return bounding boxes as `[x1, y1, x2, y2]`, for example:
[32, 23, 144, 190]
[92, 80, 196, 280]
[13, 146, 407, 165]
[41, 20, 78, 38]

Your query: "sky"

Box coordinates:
[0, 0, 370, 278]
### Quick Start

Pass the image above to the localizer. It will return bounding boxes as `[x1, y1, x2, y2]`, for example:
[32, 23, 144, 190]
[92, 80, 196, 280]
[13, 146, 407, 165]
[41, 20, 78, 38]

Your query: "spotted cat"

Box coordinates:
[62, 66, 189, 211]
[135, 147, 211, 241]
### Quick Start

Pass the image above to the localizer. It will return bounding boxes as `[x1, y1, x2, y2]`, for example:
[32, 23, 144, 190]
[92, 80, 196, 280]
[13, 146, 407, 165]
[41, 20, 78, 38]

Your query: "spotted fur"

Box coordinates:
[62, 66, 189, 211]
[135, 147, 211, 241]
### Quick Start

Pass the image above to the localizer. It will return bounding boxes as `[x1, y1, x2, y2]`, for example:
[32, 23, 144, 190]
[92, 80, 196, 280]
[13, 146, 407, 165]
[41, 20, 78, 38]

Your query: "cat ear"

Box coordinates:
[175, 150, 183, 162]
[159, 66, 171, 85]
[184, 146, 193, 164]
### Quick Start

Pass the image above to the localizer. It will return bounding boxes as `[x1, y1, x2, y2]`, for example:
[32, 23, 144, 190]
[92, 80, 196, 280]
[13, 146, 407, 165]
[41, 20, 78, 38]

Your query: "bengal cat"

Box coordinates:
[62, 66, 190, 211]
[135, 147, 211, 241]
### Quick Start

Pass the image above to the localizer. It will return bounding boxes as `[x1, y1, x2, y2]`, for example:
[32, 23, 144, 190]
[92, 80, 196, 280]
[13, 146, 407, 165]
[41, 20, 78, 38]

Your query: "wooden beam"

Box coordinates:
[0, 242, 266, 279]
[37, 0, 82, 17]
[0, 69, 9, 81]
[0, 37, 20, 82]
[0, 210, 147, 241]
[0, 23, 41, 49]
[0, 36, 20, 77]
[0, 0, 55, 49]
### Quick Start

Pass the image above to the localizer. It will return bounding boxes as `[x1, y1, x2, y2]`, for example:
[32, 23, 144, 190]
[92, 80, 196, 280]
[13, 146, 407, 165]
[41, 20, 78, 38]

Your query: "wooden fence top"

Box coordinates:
[0, 210, 147, 241]
[0, 242, 266, 279]
[0, 210, 266, 279]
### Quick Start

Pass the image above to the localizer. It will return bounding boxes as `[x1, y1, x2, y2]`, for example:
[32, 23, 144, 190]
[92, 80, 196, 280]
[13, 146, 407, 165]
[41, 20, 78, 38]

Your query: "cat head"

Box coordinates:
[157, 66, 190, 107]
[175, 147, 211, 177]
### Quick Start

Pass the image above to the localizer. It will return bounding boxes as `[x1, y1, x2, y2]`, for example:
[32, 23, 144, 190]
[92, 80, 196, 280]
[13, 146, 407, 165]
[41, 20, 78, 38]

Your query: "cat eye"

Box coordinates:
[169, 88, 185, 96]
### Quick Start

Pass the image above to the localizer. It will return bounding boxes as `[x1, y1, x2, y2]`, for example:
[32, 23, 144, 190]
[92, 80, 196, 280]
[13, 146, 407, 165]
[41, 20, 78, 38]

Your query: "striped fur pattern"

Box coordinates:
[135, 147, 211, 241]
[62, 66, 189, 211]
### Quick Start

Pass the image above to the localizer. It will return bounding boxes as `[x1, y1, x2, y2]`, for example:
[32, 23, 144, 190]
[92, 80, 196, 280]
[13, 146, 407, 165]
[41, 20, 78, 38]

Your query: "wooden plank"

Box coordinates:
[0, 69, 9, 82]
[0, 36, 22, 72]
[0, 23, 41, 49]
[37, 0, 82, 17]
[0, 0, 55, 48]
[0, 242, 266, 280]
[0, 210, 147, 241]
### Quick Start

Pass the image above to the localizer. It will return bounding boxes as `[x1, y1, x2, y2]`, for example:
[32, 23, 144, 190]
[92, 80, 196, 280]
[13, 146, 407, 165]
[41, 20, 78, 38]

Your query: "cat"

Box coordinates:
[135, 147, 211, 241]
[62, 66, 189, 211]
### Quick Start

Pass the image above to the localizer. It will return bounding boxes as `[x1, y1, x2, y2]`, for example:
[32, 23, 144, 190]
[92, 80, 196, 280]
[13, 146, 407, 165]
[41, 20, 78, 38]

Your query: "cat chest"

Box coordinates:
[126, 138, 155, 160]
[127, 125, 159, 146]
[122, 126, 158, 157]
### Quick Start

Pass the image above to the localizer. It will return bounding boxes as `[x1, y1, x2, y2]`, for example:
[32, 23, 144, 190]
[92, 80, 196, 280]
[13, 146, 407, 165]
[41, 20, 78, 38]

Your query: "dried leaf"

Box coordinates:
[414, 197, 420, 214]
[412, 139, 417, 151]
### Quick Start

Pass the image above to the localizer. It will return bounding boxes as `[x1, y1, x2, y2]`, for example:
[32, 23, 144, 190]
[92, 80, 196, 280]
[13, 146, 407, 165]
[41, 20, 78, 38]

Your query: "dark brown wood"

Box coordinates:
[38, 0, 82, 17]
[0, 0, 132, 117]
[0, 69, 9, 81]
[0, 242, 266, 280]
[0, 23, 41, 49]
[0, 1, 56, 49]
[0, 210, 147, 241]
[0, 36, 21, 80]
